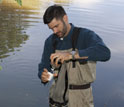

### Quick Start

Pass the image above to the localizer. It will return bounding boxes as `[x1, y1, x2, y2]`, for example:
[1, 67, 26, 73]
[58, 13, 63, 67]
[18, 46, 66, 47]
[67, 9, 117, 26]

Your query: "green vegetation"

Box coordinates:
[0, 65, 2, 71]
[0, 0, 22, 6]
[15, 0, 22, 6]
[0, 0, 2, 3]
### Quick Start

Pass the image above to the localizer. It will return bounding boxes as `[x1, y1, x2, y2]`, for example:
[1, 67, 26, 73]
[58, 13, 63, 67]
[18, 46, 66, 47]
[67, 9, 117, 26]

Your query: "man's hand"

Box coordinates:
[41, 68, 58, 83]
[50, 52, 72, 67]
[50, 52, 88, 67]
[41, 68, 49, 83]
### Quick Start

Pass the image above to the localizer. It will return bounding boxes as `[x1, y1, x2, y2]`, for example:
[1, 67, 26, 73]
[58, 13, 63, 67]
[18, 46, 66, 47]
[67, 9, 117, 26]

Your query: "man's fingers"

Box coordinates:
[61, 59, 65, 64]
[55, 57, 61, 66]
[42, 68, 49, 78]
[50, 53, 63, 64]
[50, 54, 58, 64]
[53, 73, 58, 77]
[50, 53, 57, 61]
[43, 68, 48, 72]
[41, 69, 50, 82]
[80, 56, 88, 59]
[41, 77, 49, 82]
[50, 53, 55, 59]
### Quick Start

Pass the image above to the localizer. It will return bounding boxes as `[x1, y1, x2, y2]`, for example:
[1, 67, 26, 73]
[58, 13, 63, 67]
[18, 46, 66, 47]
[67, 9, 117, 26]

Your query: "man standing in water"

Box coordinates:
[38, 5, 111, 107]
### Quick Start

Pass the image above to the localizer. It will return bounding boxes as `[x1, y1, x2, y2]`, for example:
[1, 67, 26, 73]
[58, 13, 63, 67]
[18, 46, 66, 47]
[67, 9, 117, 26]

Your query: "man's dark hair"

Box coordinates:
[43, 5, 66, 24]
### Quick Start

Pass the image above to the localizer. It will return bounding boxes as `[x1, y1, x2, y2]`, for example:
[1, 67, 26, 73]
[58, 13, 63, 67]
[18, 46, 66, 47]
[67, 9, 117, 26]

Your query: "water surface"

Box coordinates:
[0, 0, 124, 107]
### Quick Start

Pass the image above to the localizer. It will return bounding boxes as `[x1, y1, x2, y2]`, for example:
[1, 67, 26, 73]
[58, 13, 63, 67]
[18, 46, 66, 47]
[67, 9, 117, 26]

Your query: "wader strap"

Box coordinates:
[71, 27, 81, 68]
[69, 83, 90, 90]
[49, 98, 68, 106]
[72, 27, 81, 51]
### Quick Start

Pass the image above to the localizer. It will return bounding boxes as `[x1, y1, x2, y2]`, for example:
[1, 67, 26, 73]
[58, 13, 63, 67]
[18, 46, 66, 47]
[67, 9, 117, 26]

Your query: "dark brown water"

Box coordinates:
[0, 0, 124, 107]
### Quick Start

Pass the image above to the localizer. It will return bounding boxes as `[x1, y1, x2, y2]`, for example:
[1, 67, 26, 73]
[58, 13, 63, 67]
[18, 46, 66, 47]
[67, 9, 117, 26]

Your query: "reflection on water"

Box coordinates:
[0, 0, 42, 59]
[0, 0, 124, 107]
[0, 7, 28, 58]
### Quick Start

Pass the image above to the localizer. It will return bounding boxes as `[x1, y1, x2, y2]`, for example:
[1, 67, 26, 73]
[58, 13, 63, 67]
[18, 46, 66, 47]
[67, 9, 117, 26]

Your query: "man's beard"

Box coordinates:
[56, 20, 67, 38]
[61, 20, 67, 37]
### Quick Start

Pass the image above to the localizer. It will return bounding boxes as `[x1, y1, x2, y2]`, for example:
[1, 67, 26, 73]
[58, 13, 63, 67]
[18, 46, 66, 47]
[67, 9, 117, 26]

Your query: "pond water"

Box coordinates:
[0, 0, 124, 107]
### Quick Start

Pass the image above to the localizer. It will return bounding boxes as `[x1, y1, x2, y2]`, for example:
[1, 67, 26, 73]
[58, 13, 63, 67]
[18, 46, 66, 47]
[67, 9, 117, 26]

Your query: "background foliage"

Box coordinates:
[0, 0, 22, 5]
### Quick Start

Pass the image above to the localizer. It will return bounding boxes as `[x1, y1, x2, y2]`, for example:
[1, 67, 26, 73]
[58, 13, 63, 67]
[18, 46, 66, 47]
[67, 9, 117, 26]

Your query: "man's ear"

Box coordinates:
[63, 15, 68, 22]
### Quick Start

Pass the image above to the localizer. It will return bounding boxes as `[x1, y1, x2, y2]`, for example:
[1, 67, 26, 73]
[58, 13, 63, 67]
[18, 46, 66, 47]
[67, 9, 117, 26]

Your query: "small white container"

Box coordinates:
[47, 72, 54, 81]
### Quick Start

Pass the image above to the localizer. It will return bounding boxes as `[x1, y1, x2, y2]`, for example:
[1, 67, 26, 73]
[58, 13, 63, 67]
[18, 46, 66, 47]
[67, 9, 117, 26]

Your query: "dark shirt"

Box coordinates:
[38, 24, 111, 79]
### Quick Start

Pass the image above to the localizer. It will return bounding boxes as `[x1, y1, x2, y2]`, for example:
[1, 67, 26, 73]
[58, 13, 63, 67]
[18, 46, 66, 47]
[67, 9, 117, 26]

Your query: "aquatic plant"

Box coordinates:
[0, 0, 22, 6]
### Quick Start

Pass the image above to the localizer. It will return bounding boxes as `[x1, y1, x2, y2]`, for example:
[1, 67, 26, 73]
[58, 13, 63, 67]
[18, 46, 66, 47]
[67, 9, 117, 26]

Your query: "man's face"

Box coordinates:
[48, 17, 67, 38]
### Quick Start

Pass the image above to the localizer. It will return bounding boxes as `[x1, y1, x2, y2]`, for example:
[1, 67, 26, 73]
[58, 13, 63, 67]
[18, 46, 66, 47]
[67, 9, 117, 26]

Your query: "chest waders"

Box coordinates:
[49, 27, 96, 107]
